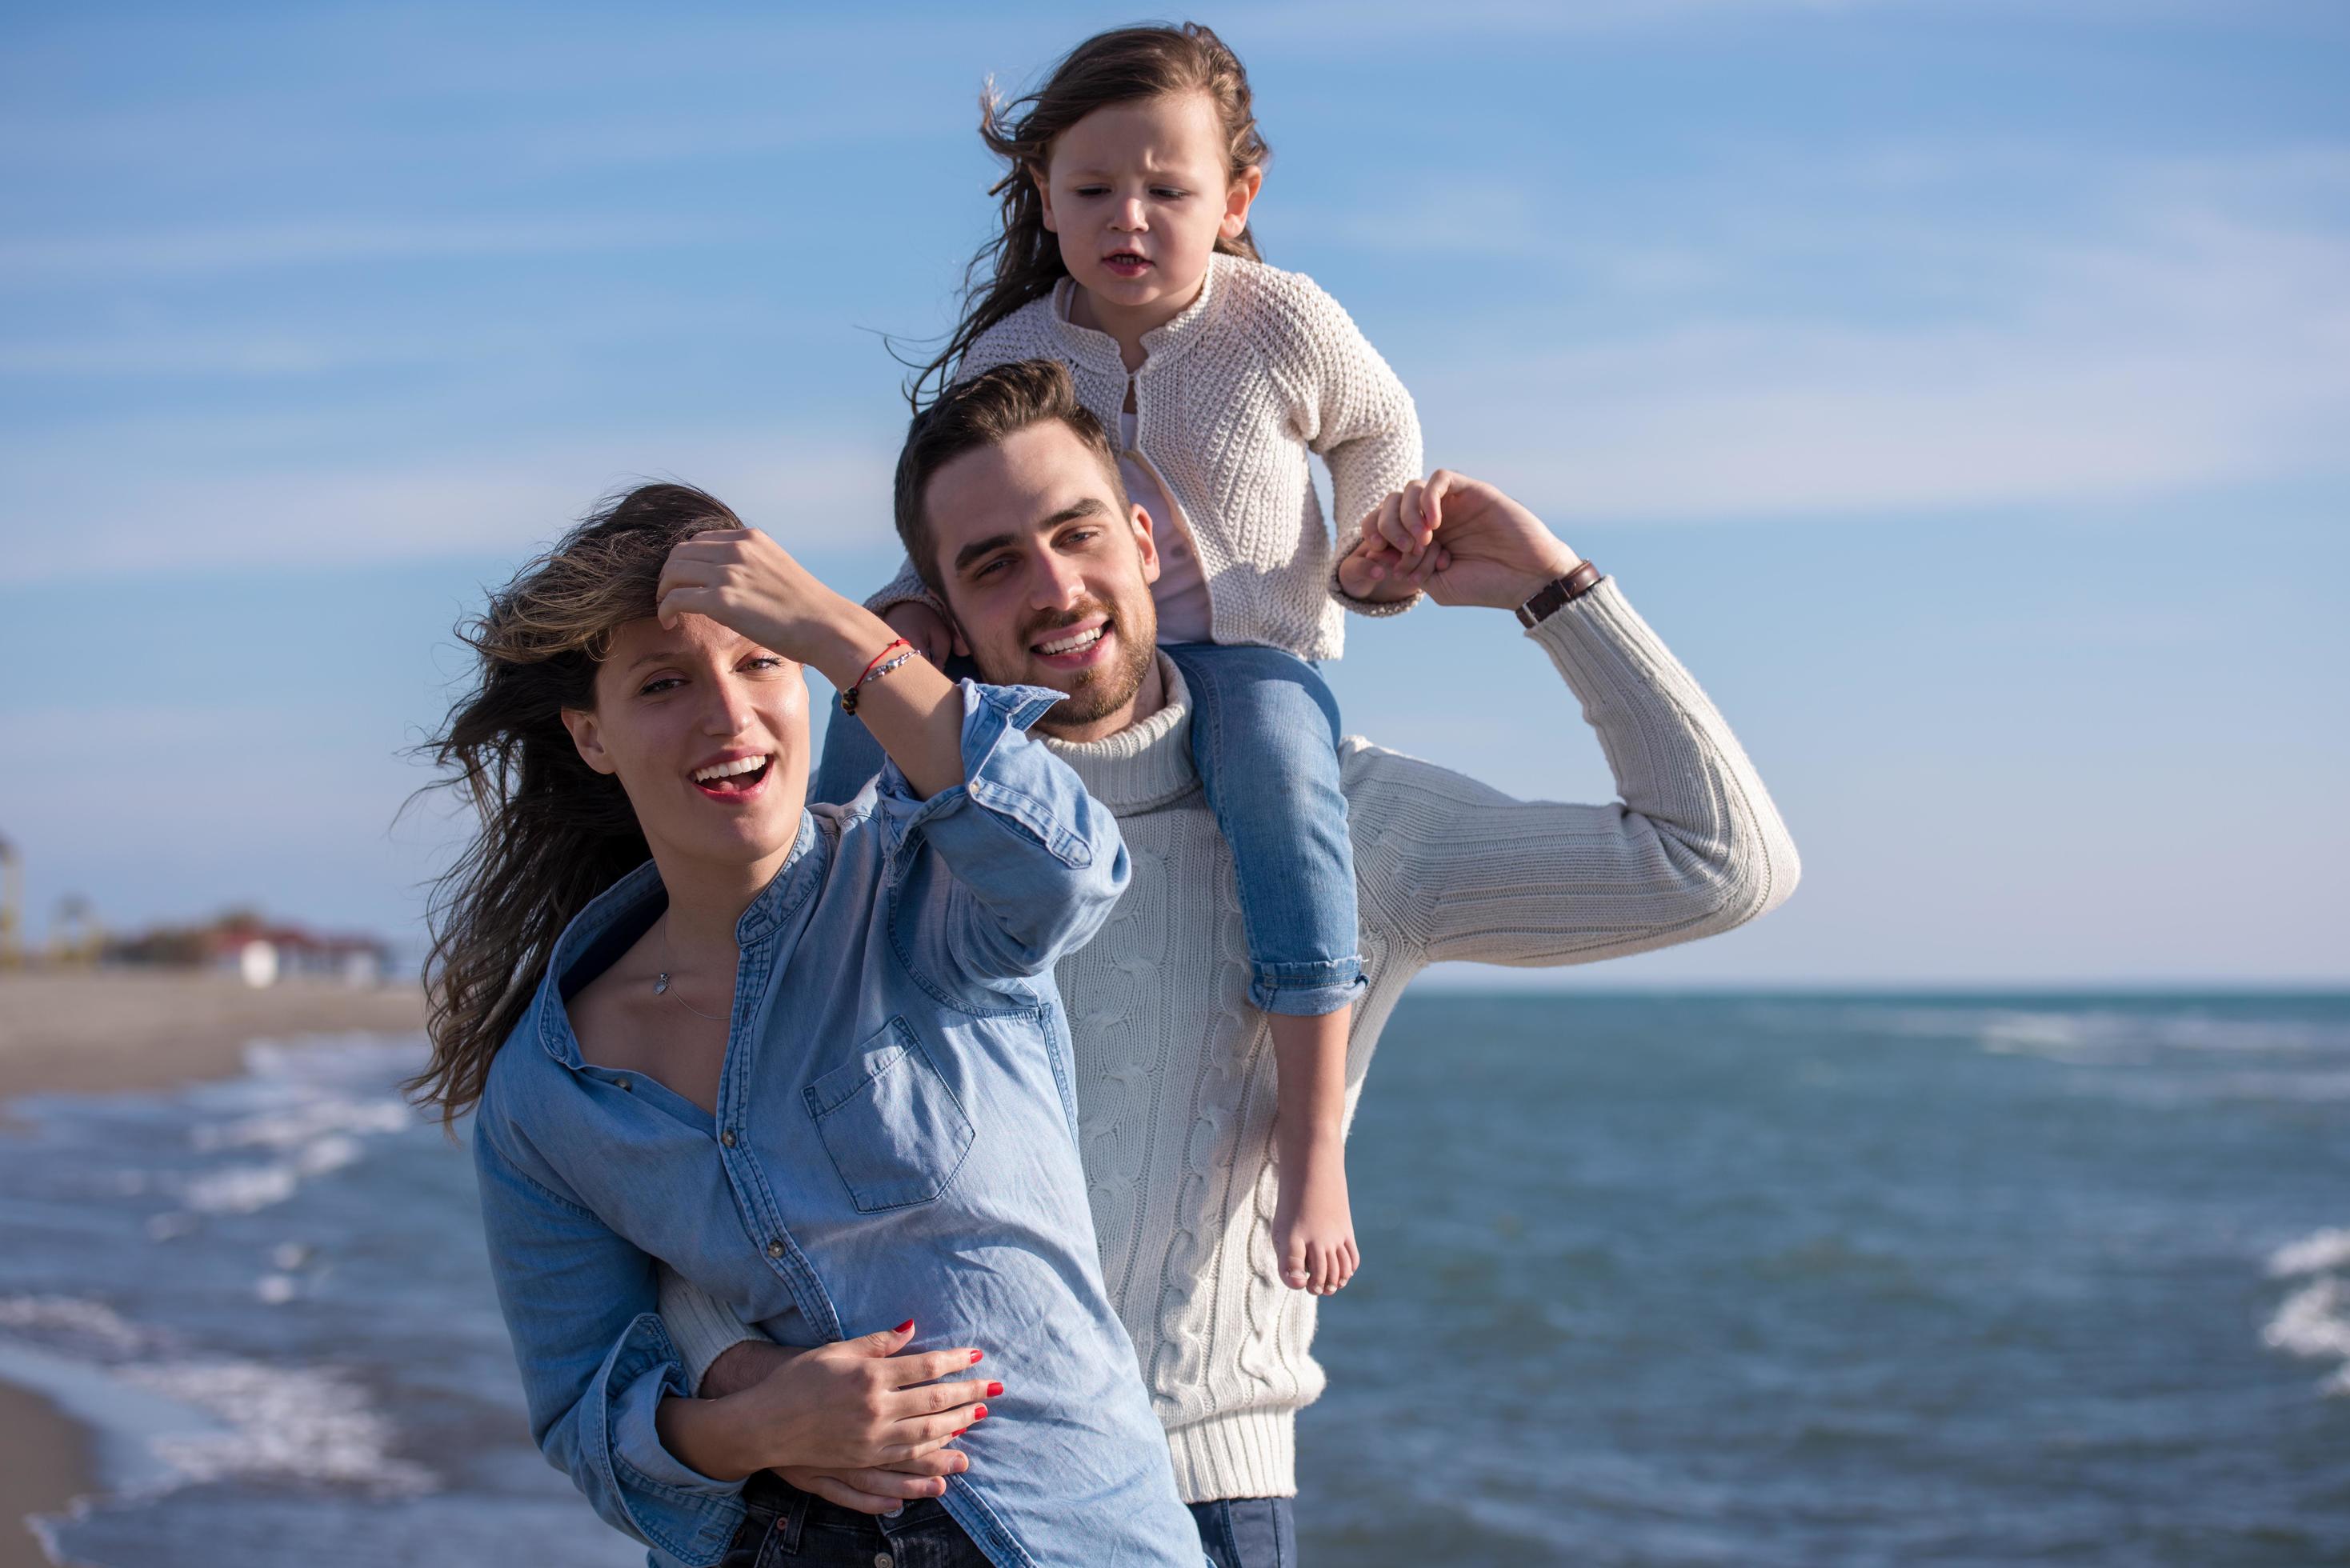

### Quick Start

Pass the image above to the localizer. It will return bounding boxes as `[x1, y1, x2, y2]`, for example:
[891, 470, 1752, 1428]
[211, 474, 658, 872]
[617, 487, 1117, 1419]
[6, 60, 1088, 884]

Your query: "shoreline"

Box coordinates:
[0, 968, 426, 1568]
[0, 969, 426, 1109]
[0, 1381, 91, 1568]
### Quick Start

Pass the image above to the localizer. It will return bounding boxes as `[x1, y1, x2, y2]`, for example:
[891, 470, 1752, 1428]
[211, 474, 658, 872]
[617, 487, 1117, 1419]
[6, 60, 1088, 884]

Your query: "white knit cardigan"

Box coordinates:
[661, 582, 1802, 1504]
[872, 252, 1424, 662]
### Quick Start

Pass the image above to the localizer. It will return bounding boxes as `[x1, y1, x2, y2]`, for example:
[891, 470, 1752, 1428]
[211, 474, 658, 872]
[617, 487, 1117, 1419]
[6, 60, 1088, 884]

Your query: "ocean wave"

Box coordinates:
[190, 1094, 414, 1154]
[0, 1294, 435, 1497]
[0, 1294, 154, 1358]
[120, 1359, 436, 1496]
[177, 1134, 362, 1216]
[165, 1073, 417, 1219]
[1833, 1003, 2350, 1065]
[2265, 1278, 2350, 1362]
[2270, 1229, 2350, 1278]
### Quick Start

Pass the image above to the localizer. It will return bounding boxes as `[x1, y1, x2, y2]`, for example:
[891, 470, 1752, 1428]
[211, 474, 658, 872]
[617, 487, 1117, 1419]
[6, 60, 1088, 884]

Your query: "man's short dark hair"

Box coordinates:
[893, 359, 1128, 595]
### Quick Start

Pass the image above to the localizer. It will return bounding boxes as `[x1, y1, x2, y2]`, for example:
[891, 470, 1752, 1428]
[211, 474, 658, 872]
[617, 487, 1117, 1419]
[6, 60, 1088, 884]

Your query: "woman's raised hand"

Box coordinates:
[655, 528, 861, 672]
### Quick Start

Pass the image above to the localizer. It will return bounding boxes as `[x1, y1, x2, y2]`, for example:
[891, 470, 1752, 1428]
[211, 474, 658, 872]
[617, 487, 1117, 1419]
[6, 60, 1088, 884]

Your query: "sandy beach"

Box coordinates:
[0, 969, 425, 1568]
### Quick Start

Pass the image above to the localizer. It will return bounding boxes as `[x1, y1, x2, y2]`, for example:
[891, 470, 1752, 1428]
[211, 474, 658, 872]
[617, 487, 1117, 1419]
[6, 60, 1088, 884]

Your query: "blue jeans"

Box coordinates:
[812, 645, 1362, 1017]
[1189, 1497, 1298, 1568]
[721, 1474, 991, 1566]
[1162, 642, 1360, 1016]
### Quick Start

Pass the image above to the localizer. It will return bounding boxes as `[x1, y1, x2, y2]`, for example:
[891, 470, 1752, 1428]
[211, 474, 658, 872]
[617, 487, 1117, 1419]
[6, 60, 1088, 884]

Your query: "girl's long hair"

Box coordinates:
[406, 482, 742, 1127]
[906, 22, 1271, 408]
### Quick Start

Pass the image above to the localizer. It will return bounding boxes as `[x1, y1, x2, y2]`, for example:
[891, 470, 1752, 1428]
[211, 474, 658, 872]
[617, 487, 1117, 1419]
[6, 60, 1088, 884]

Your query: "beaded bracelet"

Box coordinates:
[840, 642, 917, 715]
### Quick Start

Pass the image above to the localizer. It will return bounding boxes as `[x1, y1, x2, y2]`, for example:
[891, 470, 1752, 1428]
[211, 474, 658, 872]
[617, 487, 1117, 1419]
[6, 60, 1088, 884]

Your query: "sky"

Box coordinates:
[1, 0, 2344, 987]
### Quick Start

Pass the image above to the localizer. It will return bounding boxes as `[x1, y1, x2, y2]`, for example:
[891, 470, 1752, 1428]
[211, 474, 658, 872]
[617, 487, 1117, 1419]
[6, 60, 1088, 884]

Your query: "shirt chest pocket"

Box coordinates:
[803, 1018, 976, 1213]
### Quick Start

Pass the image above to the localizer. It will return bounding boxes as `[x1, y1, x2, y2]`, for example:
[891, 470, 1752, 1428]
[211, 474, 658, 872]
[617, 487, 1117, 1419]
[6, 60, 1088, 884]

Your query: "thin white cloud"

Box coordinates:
[0, 434, 900, 585]
[1403, 152, 2350, 518]
[0, 213, 751, 282]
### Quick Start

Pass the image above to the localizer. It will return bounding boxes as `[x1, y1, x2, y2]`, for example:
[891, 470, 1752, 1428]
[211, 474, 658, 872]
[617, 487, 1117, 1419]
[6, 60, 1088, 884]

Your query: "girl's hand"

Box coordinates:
[1339, 479, 1451, 602]
[1347, 470, 1583, 611]
[655, 528, 860, 669]
[883, 601, 958, 666]
[1340, 479, 1451, 600]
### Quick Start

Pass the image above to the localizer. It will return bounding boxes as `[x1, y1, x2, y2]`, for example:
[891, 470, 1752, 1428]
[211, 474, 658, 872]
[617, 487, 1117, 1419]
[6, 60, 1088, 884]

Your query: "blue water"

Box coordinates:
[2, 994, 2346, 1566]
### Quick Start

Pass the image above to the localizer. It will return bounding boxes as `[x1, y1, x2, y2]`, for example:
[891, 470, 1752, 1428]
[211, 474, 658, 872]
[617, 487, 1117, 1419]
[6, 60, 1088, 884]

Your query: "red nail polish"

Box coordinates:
[895, 1318, 915, 1334]
[951, 1428, 965, 1437]
[986, 1381, 1003, 1398]
[969, 1348, 983, 1364]
[971, 1404, 988, 1421]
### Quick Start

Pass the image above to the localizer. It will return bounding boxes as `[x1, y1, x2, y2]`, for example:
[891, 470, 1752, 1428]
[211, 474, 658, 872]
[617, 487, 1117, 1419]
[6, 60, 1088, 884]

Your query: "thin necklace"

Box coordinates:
[653, 919, 730, 1023]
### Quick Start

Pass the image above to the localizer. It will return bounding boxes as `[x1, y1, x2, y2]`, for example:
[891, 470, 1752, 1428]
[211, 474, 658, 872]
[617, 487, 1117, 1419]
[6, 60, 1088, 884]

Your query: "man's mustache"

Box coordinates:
[1019, 601, 1115, 644]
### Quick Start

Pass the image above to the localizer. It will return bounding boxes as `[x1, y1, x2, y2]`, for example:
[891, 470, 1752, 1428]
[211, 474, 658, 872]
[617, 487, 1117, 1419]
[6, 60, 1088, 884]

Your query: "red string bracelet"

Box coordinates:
[840, 638, 915, 716]
[854, 638, 910, 687]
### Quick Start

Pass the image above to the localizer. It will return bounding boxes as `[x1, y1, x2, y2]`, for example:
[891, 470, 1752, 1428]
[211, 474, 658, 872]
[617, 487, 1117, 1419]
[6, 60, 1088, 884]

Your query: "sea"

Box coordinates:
[2, 992, 2346, 1566]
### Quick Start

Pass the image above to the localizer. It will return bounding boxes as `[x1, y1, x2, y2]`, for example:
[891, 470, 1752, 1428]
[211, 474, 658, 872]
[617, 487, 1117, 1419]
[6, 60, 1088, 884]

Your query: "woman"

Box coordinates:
[410, 483, 1205, 1567]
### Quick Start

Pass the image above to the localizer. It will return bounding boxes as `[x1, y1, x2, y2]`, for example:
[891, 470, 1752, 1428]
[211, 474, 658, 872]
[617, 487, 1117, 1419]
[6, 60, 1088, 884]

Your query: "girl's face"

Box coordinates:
[1037, 91, 1260, 321]
[561, 614, 812, 880]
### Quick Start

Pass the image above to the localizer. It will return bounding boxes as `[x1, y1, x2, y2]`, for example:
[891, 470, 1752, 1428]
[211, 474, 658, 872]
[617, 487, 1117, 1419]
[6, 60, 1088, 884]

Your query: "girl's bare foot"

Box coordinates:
[1274, 1134, 1358, 1294]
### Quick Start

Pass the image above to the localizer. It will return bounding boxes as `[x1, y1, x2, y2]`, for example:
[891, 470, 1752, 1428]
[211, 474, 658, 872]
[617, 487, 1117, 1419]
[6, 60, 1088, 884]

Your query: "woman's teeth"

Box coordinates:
[1039, 626, 1105, 656]
[693, 755, 769, 783]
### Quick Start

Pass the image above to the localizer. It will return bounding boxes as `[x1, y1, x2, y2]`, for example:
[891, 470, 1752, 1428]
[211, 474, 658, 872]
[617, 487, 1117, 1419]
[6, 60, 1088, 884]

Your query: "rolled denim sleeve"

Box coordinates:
[474, 1122, 746, 1566]
[871, 679, 1130, 983]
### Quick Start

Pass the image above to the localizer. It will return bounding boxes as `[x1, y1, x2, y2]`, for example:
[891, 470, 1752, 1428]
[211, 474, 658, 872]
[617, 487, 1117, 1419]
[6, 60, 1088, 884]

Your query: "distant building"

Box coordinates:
[109, 911, 394, 988]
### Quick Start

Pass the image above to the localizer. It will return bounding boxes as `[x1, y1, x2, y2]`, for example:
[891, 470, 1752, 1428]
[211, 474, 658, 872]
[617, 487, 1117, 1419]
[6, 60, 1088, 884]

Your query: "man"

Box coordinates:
[660, 359, 1800, 1567]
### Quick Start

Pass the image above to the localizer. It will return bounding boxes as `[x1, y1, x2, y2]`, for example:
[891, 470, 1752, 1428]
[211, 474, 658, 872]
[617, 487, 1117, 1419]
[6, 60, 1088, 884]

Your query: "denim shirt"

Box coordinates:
[470, 682, 1203, 1568]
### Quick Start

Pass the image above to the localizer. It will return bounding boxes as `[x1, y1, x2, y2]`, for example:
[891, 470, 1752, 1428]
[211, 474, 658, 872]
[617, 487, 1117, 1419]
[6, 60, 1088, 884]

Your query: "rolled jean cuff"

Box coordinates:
[1249, 958, 1364, 1017]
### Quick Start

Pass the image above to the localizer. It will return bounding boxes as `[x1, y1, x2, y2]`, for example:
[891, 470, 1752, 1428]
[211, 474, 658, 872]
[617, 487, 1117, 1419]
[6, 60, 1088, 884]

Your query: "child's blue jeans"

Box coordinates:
[810, 642, 1362, 1018]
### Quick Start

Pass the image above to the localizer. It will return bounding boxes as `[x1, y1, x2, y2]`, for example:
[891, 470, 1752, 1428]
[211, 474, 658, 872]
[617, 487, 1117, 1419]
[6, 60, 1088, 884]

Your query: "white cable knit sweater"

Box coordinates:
[661, 582, 1800, 1504]
[871, 252, 1423, 661]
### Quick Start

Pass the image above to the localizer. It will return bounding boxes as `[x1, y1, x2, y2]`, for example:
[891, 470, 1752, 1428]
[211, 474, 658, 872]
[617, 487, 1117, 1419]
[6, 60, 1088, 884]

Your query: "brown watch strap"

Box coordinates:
[1515, 562, 1604, 627]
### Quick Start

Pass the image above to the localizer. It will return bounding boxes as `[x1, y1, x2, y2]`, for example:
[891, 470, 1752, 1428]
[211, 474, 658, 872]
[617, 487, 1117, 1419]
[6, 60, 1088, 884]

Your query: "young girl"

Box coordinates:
[864, 22, 1431, 1297]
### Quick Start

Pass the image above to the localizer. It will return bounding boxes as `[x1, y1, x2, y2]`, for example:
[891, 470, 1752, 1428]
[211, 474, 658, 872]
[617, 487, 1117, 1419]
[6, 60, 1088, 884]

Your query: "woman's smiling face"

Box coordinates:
[1036, 91, 1259, 322]
[560, 614, 811, 873]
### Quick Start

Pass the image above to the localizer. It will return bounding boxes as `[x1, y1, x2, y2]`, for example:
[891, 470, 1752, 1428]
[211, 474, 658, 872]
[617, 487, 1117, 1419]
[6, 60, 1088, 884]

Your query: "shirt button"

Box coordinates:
[874, 1554, 893, 1568]
[766, 1239, 785, 1258]
[617, 1078, 633, 1091]
[719, 1130, 736, 1148]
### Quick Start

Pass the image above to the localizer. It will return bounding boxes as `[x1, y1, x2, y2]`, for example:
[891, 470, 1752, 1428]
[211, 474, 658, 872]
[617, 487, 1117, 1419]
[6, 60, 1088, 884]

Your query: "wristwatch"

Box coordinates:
[1515, 561, 1604, 627]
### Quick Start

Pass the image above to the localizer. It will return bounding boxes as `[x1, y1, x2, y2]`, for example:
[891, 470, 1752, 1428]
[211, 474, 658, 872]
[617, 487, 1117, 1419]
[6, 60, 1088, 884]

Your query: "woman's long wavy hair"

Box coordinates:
[406, 482, 743, 1127]
[905, 22, 1271, 408]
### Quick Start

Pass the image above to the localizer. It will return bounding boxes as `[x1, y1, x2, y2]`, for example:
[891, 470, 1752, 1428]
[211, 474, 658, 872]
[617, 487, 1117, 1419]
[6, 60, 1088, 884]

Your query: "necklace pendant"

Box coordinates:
[653, 973, 670, 995]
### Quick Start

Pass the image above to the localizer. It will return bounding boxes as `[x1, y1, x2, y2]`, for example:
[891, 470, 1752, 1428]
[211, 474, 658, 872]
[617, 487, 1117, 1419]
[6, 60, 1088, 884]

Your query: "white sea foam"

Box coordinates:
[176, 1121, 374, 1215]
[2264, 1278, 2350, 1363]
[2269, 1229, 2350, 1278]
[1, 1294, 436, 1497]
[1847, 1004, 2350, 1065]
[118, 1359, 435, 1495]
[190, 1094, 413, 1154]
[0, 1294, 153, 1358]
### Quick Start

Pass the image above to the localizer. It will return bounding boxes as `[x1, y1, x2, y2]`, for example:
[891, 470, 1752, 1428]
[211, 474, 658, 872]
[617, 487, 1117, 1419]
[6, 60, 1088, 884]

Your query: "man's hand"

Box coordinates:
[1339, 470, 1582, 612]
[774, 1452, 971, 1516]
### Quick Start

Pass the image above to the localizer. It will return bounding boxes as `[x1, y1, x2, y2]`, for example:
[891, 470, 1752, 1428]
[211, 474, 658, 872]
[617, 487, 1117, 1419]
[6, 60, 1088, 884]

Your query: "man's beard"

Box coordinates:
[987, 594, 1156, 725]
